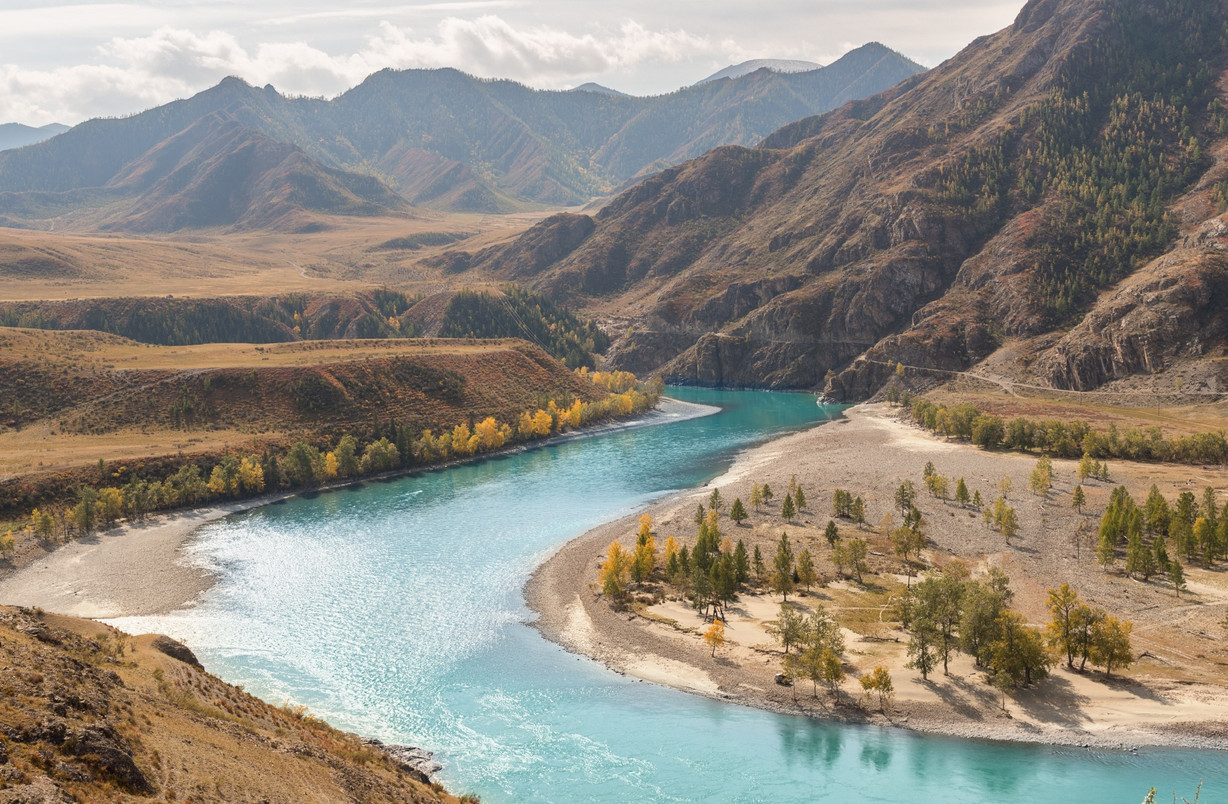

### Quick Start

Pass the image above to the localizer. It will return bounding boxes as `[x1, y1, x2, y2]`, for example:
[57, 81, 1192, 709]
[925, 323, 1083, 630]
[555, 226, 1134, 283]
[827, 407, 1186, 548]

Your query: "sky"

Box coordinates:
[0, 0, 1027, 126]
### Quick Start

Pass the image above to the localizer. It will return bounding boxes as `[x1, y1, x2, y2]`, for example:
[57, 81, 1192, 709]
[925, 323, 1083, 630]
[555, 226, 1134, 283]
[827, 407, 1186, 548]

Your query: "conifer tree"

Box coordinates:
[955, 478, 970, 507]
[825, 520, 839, 547]
[794, 485, 807, 510]
[772, 533, 795, 601]
[781, 493, 797, 521]
[730, 498, 748, 525]
[1072, 485, 1086, 513]
[1168, 560, 1187, 598]
[797, 549, 817, 592]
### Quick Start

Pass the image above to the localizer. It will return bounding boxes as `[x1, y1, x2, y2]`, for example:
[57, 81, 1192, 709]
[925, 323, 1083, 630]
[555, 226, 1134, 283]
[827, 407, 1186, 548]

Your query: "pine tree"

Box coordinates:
[781, 493, 797, 521]
[972, 489, 984, 510]
[709, 488, 724, 513]
[772, 533, 795, 601]
[733, 540, 750, 585]
[955, 478, 970, 507]
[1097, 528, 1117, 569]
[1072, 485, 1086, 513]
[730, 498, 748, 525]
[750, 483, 764, 511]
[794, 485, 807, 510]
[752, 545, 766, 581]
[762, 484, 774, 506]
[850, 496, 866, 527]
[704, 619, 726, 657]
[824, 520, 839, 547]
[1168, 560, 1187, 598]
[797, 549, 817, 592]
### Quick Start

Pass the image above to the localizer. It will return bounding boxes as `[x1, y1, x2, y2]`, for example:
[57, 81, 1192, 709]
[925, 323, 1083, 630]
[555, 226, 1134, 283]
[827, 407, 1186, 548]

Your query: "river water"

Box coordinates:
[111, 388, 1225, 803]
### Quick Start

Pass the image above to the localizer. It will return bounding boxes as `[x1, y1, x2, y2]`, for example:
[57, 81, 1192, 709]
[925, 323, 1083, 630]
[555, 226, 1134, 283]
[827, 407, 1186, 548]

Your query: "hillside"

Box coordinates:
[0, 605, 454, 803]
[0, 285, 609, 367]
[0, 45, 923, 221]
[433, 0, 1228, 399]
[0, 123, 68, 151]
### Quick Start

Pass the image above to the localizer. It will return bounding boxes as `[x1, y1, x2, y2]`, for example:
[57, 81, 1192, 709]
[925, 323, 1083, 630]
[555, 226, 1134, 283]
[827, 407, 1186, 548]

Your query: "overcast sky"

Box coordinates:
[0, 1, 1027, 126]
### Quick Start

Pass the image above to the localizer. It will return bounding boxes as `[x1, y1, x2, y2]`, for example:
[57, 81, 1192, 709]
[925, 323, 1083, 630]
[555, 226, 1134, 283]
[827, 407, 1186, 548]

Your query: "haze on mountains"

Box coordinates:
[0, 123, 68, 152]
[0, 44, 921, 230]
[440, 0, 1228, 400]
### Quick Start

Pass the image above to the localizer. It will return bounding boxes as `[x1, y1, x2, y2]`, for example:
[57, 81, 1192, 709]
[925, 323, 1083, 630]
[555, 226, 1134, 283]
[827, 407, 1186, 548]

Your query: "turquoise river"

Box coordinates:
[112, 388, 1226, 803]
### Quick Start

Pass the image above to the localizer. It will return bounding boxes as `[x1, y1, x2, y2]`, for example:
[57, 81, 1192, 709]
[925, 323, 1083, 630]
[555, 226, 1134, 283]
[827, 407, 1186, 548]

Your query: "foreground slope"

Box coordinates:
[0, 606, 454, 803]
[441, 0, 1228, 398]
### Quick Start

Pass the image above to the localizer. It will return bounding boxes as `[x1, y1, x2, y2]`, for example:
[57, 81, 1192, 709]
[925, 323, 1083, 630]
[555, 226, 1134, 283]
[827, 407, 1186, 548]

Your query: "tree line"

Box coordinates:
[16, 370, 661, 545]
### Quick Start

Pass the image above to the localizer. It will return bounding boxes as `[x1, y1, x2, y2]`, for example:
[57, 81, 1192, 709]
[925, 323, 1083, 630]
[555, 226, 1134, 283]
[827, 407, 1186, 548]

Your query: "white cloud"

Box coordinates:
[0, 15, 716, 123]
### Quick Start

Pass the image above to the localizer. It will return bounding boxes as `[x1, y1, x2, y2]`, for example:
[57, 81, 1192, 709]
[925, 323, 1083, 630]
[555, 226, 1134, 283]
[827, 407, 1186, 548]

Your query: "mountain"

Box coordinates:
[570, 82, 630, 96]
[696, 59, 824, 84]
[0, 122, 68, 151]
[0, 44, 923, 224]
[431, 0, 1228, 398]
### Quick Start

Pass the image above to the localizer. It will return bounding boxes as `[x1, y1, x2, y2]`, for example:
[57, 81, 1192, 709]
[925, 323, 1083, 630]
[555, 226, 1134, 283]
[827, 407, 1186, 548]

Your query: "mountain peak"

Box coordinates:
[696, 58, 824, 85]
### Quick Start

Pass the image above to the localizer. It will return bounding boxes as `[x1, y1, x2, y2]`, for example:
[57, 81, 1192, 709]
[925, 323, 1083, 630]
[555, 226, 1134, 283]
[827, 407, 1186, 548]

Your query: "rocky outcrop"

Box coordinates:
[1032, 247, 1228, 390]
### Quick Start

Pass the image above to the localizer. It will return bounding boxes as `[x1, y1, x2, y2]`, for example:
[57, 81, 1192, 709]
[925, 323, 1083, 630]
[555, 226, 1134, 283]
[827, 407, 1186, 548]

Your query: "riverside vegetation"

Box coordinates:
[4, 369, 660, 554]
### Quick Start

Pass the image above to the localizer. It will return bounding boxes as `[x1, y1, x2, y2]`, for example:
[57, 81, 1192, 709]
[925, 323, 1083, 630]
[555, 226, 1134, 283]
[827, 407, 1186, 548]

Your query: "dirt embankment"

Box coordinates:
[527, 403, 1228, 750]
[0, 605, 457, 803]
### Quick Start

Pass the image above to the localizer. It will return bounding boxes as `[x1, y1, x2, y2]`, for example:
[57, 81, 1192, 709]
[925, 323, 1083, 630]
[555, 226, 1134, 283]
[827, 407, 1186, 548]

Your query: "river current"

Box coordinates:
[111, 388, 1225, 803]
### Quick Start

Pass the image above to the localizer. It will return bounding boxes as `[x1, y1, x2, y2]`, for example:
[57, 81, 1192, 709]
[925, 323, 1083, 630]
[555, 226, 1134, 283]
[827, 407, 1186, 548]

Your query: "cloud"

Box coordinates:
[0, 16, 715, 124]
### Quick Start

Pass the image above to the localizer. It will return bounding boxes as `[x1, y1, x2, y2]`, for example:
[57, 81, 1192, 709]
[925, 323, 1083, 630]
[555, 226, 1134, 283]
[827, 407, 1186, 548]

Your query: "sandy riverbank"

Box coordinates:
[0, 396, 715, 619]
[526, 403, 1228, 751]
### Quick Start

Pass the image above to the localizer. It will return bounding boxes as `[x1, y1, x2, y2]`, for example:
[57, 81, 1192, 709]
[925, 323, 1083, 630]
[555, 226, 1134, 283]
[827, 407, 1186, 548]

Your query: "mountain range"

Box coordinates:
[0, 43, 922, 229]
[0, 123, 68, 152]
[434, 0, 1228, 398]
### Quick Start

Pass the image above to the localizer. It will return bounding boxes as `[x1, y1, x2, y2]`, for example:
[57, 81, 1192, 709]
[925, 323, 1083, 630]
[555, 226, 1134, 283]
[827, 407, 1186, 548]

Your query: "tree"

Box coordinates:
[730, 498, 748, 525]
[1143, 484, 1169, 534]
[820, 649, 845, 696]
[761, 484, 774, 507]
[631, 522, 656, 585]
[1029, 456, 1053, 497]
[906, 618, 938, 680]
[599, 541, 632, 600]
[913, 574, 962, 674]
[850, 496, 866, 527]
[860, 666, 894, 713]
[1045, 584, 1080, 668]
[30, 508, 55, 542]
[794, 485, 807, 510]
[989, 610, 1053, 688]
[694, 503, 707, 526]
[824, 520, 840, 547]
[1069, 604, 1103, 671]
[704, 619, 727, 657]
[750, 483, 764, 511]
[752, 545, 766, 581]
[781, 493, 797, 521]
[998, 475, 1013, 499]
[1072, 485, 1086, 513]
[284, 441, 323, 486]
[0, 530, 15, 561]
[70, 488, 98, 535]
[1090, 615, 1133, 678]
[1125, 530, 1158, 580]
[972, 489, 984, 510]
[955, 478, 970, 507]
[1168, 560, 1187, 598]
[1153, 533, 1170, 574]
[334, 435, 360, 477]
[797, 549, 817, 592]
[1097, 527, 1117, 569]
[708, 488, 724, 513]
[767, 604, 807, 655]
[772, 533, 795, 601]
[894, 481, 917, 514]
[845, 538, 869, 584]
[960, 569, 1012, 667]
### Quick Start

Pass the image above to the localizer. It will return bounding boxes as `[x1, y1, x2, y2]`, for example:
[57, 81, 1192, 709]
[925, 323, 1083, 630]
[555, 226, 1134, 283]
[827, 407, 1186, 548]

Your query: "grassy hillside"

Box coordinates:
[0, 605, 457, 803]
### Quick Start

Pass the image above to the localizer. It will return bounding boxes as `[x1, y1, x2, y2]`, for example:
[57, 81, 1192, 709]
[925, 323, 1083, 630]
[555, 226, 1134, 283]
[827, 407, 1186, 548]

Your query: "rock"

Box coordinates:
[64, 726, 154, 795]
[362, 739, 442, 783]
[0, 775, 72, 803]
[150, 635, 202, 668]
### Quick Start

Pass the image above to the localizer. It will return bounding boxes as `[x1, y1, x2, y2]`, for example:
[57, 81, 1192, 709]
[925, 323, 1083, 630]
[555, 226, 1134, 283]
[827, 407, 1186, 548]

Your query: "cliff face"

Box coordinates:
[443, 0, 1228, 398]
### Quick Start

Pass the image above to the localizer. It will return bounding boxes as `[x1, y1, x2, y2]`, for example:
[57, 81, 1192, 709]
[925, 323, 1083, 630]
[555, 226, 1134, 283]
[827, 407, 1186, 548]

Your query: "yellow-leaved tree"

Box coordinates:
[704, 619, 727, 657]
[599, 541, 631, 600]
